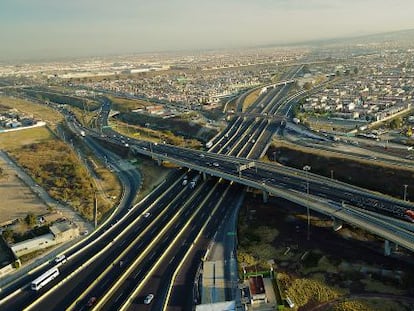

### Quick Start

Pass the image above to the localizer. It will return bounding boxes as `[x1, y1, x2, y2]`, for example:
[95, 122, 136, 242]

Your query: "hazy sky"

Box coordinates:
[1, 0, 414, 61]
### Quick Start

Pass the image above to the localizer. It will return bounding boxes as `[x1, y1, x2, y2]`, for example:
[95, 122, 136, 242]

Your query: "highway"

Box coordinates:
[0, 168, 186, 310]
[2, 64, 413, 311]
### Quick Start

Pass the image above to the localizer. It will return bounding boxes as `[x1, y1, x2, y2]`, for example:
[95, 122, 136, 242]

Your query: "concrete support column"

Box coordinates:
[262, 190, 269, 203]
[332, 218, 343, 231]
[384, 240, 391, 256]
[156, 158, 162, 166]
[202, 172, 207, 181]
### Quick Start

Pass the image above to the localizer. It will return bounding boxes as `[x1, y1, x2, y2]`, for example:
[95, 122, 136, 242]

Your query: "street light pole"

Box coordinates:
[303, 165, 311, 241]
[94, 191, 98, 228]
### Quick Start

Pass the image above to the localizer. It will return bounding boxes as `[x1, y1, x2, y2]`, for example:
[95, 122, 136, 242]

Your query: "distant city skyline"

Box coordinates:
[1, 0, 414, 61]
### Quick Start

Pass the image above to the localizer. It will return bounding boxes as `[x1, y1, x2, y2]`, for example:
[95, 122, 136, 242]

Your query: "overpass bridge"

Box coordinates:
[225, 112, 285, 122]
[126, 143, 414, 254]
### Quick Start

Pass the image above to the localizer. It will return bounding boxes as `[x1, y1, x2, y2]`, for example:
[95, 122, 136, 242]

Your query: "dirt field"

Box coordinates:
[0, 157, 49, 226]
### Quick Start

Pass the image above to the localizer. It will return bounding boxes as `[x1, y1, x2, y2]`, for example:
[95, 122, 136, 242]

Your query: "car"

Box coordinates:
[54, 254, 67, 264]
[86, 297, 97, 307]
[213, 162, 219, 167]
[199, 153, 205, 158]
[143, 212, 151, 218]
[81, 230, 89, 236]
[144, 294, 154, 304]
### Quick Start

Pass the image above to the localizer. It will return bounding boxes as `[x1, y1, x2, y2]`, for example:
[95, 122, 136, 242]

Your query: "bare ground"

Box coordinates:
[0, 159, 49, 226]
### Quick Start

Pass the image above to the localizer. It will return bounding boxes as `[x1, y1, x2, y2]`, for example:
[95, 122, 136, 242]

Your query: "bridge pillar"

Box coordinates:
[156, 158, 162, 166]
[332, 218, 343, 231]
[202, 172, 207, 181]
[384, 240, 392, 256]
[262, 191, 269, 203]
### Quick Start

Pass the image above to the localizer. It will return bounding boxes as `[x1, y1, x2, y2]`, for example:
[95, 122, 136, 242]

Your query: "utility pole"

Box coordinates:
[94, 191, 98, 228]
[403, 184, 408, 201]
[303, 165, 311, 241]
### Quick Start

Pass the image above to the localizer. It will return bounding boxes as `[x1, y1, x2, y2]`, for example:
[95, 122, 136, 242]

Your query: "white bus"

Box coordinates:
[31, 267, 59, 291]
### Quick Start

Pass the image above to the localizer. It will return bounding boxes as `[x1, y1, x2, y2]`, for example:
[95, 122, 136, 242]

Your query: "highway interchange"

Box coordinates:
[1, 65, 414, 310]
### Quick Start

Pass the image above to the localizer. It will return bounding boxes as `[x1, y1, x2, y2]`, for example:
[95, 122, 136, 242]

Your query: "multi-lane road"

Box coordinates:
[1, 65, 414, 311]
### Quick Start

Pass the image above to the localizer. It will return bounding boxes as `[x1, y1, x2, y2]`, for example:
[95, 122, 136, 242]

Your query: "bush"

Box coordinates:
[332, 300, 373, 311]
[25, 213, 36, 227]
[285, 278, 346, 307]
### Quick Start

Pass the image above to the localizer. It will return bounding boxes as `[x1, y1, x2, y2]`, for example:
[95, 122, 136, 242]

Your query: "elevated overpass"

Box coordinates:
[127, 143, 414, 254]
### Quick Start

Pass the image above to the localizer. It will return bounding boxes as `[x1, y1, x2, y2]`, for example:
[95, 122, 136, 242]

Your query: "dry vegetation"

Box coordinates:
[238, 193, 414, 311]
[0, 126, 54, 150]
[9, 140, 96, 220]
[0, 98, 121, 222]
[268, 139, 414, 198]
[110, 120, 202, 148]
[107, 95, 153, 112]
[0, 96, 63, 129]
[278, 272, 347, 307]
[242, 89, 261, 112]
[133, 156, 173, 202]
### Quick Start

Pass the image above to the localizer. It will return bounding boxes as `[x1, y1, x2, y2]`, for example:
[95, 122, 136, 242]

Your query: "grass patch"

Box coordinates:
[133, 156, 172, 203]
[269, 140, 414, 198]
[242, 89, 261, 112]
[0, 126, 54, 150]
[110, 120, 202, 148]
[116, 112, 214, 145]
[107, 95, 153, 112]
[0, 96, 64, 128]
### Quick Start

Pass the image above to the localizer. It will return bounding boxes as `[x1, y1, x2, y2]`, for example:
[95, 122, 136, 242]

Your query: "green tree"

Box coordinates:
[25, 213, 37, 227]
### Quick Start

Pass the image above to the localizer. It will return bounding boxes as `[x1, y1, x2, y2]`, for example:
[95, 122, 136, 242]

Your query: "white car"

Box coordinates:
[143, 212, 151, 218]
[144, 294, 154, 304]
[213, 162, 219, 167]
[55, 254, 67, 264]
